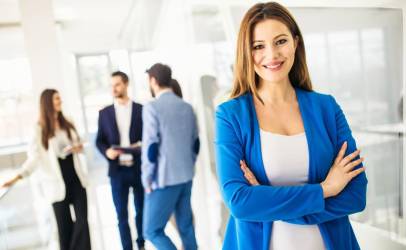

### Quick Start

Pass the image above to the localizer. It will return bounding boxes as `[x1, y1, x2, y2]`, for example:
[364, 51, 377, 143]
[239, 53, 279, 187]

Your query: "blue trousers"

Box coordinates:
[143, 181, 197, 250]
[111, 166, 145, 250]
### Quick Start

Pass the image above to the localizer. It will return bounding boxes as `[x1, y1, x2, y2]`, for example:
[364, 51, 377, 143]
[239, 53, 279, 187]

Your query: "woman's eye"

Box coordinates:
[253, 44, 264, 50]
[276, 39, 287, 45]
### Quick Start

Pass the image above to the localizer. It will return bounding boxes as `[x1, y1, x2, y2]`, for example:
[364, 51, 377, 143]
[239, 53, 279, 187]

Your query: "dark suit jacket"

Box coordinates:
[96, 102, 143, 177]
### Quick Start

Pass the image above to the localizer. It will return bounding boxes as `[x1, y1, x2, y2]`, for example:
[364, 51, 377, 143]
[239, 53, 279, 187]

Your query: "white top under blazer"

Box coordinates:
[260, 129, 325, 250]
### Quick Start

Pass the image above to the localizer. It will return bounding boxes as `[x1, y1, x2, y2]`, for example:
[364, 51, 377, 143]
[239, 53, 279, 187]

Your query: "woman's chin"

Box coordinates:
[259, 74, 288, 85]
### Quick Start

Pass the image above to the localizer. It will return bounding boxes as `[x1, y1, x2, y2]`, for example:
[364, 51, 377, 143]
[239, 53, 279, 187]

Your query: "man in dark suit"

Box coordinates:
[96, 71, 144, 250]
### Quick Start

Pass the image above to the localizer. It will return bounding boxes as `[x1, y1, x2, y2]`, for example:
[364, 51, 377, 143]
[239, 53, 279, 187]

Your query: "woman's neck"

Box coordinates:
[257, 79, 296, 105]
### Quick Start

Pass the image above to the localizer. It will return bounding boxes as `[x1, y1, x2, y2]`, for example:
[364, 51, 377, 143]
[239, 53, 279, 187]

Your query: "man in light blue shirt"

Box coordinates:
[142, 63, 199, 250]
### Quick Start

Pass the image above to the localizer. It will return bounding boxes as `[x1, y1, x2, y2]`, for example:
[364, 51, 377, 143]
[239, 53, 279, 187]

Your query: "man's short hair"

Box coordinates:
[145, 63, 172, 87]
[111, 71, 129, 83]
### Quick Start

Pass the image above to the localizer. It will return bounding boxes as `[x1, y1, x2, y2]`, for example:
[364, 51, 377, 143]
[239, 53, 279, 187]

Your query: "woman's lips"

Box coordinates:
[263, 61, 284, 71]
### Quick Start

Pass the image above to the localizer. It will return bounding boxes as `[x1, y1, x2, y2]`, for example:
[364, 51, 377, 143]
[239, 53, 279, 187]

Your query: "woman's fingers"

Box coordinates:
[240, 160, 248, 172]
[343, 157, 364, 172]
[340, 149, 361, 166]
[244, 172, 254, 181]
[334, 141, 347, 165]
[348, 167, 366, 178]
[240, 161, 253, 177]
[240, 160, 259, 185]
[245, 174, 259, 185]
[240, 160, 248, 173]
[243, 171, 255, 182]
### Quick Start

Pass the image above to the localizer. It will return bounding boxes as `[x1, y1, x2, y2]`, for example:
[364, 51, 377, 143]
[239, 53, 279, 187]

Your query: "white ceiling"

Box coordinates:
[0, 0, 404, 59]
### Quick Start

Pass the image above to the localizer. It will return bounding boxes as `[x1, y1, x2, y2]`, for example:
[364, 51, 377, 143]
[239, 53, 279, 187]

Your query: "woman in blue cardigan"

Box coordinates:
[215, 2, 367, 250]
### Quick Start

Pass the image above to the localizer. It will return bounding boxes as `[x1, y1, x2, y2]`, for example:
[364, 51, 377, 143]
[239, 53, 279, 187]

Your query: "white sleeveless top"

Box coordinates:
[260, 129, 326, 250]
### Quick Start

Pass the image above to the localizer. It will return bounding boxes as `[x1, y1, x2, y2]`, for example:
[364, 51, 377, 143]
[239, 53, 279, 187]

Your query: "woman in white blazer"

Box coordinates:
[2, 89, 91, 250]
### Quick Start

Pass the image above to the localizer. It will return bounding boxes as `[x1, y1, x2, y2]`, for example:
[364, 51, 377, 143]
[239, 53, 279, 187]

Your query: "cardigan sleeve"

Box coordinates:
[284, 95, 368, 225]
[19, 125, 43, 178]
[215, 104, 325, 222]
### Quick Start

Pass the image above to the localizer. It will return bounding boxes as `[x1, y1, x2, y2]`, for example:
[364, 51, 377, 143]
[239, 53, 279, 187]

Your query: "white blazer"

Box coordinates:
[19, 124, 88, 203]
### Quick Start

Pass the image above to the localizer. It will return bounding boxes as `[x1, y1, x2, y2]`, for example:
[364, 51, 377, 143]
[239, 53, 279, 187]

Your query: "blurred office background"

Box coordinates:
[0, 0, 405, 249]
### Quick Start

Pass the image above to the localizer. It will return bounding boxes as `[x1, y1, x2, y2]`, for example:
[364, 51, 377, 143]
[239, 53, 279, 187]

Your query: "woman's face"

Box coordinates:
[252, 19, 297, 86]
[52, 92, 62, 113]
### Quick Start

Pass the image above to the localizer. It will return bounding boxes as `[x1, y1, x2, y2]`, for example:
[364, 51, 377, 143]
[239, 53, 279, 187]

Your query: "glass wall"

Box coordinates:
[0, 58, 35, 148]
[76, 54, 112, 134]
[294, 8, 403, 236]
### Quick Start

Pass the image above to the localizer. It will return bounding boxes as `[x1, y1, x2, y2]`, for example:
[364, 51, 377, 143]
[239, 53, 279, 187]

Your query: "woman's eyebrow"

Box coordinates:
[273, 33, 288, 40]
[252, 34, 288, 43]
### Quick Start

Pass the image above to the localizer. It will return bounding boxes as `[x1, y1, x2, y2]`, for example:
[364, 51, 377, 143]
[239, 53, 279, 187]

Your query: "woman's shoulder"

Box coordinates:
[216, 93, 252, 117]
[298, 88, 337, 111]
[298, 88, 332, 101]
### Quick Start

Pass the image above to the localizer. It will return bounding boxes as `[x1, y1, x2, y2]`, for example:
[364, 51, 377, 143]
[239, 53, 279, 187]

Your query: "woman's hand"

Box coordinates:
[321, 141, 365, 198]
[239, 141, 365, 199]
[71, 144, 84, 154]
[2, 174, 22, 188]
[240, 160, 260, 186]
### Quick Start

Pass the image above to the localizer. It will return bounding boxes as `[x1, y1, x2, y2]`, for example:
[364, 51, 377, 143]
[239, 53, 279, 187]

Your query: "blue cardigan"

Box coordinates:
[215, 88, 368, 250]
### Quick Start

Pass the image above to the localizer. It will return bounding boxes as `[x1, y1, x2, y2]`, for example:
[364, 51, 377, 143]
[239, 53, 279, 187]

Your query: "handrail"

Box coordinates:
[352, 123, 404, 136]
[0, 186, 11, 201]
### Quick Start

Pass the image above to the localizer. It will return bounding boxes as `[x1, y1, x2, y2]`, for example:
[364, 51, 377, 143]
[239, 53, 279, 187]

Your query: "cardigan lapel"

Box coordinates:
[248, 94, 271, 185]
[295, 88, 317, 184]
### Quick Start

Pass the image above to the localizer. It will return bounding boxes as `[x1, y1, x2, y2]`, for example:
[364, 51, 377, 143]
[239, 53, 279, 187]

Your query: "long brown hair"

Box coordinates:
[230, 2, 312, 103]
[39, 89, 76, 150]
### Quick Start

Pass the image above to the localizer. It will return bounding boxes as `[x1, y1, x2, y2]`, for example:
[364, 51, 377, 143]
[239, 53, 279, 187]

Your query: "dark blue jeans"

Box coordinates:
[111, 166, 144, 250]
[143, 181, 197, 250]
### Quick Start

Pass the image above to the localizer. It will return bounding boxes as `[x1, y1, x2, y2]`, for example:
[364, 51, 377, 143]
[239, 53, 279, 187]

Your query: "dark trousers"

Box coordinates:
[111, 166, 145, 250]
[52, 155, 91, 250]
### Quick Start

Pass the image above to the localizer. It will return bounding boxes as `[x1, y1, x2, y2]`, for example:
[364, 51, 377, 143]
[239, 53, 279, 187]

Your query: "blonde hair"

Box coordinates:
[230, 2, 313, 103]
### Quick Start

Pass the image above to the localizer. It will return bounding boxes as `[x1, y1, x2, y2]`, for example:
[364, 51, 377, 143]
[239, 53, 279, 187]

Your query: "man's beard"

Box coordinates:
[114, 92, 125, 98]
[150, 87, 155, 98]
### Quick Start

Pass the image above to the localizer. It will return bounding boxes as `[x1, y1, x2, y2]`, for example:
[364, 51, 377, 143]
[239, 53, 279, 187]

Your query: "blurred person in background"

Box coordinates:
[142, 63, 199, 250]
[2, 88, 91, 250]
[96, 71, 145, 250]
